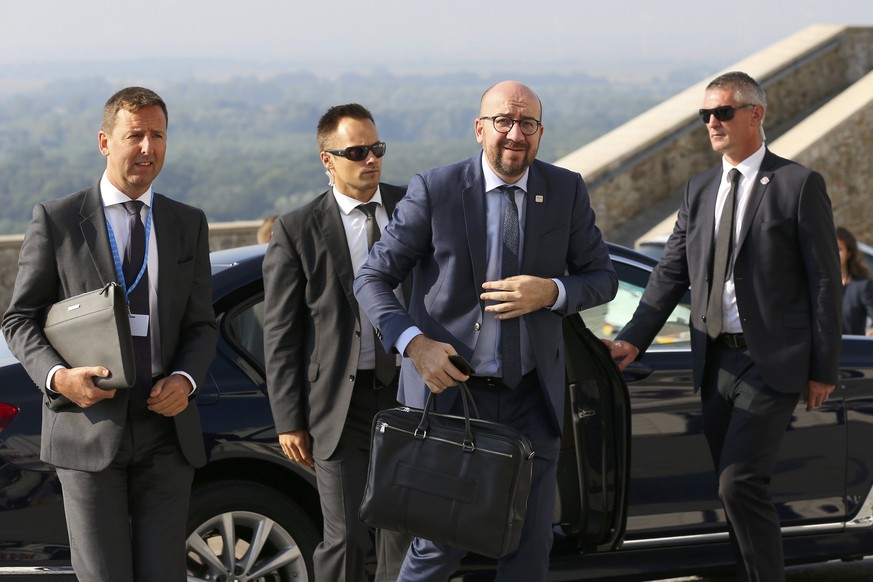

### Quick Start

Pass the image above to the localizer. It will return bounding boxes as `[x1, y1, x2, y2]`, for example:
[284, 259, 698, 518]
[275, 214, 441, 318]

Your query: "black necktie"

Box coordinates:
[499, 186, 522, 388]
[357, 202, 396, 387]
[122, 200, 152, 400]
[705, 168, 741, 339]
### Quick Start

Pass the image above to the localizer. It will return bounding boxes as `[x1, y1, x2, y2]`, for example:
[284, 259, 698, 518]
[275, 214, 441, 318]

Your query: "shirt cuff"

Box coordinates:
[550, 278, 567, 311]
[396, 327, 423, 357]
[46, 365, 65, 394]
[172, 371, 198, 395]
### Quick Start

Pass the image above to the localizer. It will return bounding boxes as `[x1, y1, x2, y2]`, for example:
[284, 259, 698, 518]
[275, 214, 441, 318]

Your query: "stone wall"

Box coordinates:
[771, 70, 873, 240]
[556, 25, 873, 246]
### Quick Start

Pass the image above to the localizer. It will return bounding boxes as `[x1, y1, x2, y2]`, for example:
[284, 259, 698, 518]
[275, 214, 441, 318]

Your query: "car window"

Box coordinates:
[580, 273, 692, 349]
[228, 299, 266, 367]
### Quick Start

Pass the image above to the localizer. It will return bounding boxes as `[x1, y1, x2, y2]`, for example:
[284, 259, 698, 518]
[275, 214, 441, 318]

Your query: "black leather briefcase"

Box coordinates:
[359, 382, 534, 558]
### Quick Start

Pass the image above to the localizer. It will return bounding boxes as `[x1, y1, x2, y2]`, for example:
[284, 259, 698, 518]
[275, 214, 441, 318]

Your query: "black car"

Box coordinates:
[1, 243, 872, 581]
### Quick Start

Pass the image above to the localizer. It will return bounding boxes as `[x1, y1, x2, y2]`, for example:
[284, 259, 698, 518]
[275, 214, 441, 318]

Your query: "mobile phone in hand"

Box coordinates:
[448, 354, 476, 376]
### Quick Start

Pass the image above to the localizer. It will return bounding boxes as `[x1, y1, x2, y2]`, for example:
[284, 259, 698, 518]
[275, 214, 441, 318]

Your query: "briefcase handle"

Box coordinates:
[416, 382, 480, 450]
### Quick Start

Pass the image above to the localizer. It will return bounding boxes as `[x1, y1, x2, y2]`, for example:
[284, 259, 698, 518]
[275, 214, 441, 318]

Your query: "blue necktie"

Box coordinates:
[499, 186, 522, 388]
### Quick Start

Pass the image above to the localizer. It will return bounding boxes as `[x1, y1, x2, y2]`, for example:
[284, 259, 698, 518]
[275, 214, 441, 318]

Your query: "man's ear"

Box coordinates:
[98, 130, 110, 157]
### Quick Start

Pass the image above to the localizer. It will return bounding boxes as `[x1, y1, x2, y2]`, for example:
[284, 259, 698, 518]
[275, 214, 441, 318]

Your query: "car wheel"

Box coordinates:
[186, 480, 319, 581]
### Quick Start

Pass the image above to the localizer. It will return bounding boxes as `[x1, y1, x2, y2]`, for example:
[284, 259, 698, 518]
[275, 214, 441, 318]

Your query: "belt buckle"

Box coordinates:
[722, 333, 744, 349]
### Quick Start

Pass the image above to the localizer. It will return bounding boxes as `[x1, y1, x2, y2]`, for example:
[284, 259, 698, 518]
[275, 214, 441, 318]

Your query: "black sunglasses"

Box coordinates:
[698, 104, 754, 124]
[324, 141, 387, 162]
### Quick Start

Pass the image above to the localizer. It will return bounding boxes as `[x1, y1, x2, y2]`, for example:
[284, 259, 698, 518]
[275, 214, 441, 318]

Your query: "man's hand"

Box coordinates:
[405, 335, 470, 394]
[481, 275, 558, 319]
[279, 430, 314, 469]
[51, 366, 116, 408]
[147, 374, 192, 417]
[805, 380, 835, 411]
[601, 338, 640, 370]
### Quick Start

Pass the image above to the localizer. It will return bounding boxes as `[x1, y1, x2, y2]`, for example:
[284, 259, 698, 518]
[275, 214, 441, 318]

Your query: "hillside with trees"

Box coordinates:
[0, 68, 701, 234]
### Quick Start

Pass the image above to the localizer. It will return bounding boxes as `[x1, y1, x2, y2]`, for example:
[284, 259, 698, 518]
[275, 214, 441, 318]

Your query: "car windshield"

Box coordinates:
[0, 337, 17, 365]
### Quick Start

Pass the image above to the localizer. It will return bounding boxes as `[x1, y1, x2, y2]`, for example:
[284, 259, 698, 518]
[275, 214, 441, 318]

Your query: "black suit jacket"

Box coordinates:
[618, 149, 842, 393]
[2, 183, 217, 471]
[263, 184, 406, 460]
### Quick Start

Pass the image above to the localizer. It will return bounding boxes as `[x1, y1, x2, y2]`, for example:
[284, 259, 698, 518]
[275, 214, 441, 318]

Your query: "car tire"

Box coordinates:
[186, 479, 319, 582]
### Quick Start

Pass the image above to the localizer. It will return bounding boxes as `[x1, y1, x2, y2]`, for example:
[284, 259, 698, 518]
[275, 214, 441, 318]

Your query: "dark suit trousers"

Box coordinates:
[397, 373, 561, 582]
[56, 406, 193, 582]
[313, 370, 411, 582]
[701, 345, 799, 582]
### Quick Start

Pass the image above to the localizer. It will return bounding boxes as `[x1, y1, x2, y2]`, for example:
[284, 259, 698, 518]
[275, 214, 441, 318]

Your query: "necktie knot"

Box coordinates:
[123, 200, 144, 217]
[728, 168, 741, 186]
[357, 201, 379, 219]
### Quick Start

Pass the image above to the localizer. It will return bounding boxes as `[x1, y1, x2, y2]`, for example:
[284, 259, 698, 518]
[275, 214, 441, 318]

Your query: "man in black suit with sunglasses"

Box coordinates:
[263, 103, 410, 581]
[606, 71, 841, 581]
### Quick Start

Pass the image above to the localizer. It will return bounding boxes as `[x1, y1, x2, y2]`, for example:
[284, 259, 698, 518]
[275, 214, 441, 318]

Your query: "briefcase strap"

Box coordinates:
[418, 382, 480, 449]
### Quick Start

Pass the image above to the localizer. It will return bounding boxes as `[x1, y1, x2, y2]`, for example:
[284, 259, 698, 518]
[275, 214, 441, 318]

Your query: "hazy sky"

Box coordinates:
[2, 0, 870, 76]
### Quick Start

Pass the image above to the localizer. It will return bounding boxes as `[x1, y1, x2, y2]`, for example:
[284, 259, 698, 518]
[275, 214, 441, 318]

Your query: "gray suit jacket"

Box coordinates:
[263, 184, 406, 460]
[2, 183, 218, 471]
[617, 149, 842, 393]
[354, 154, 617, 433]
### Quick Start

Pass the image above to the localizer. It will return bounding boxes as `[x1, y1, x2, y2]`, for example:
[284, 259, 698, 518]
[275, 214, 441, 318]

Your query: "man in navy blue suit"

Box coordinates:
[354, 80, 617, 581]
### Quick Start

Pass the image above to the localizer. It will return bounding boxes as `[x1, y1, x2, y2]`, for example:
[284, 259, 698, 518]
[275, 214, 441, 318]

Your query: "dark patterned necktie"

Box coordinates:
[705, 168, 741, 339]
[357, 202, 396, 387]
[122, 200, 152, 400]
[499, 186, 522, 388]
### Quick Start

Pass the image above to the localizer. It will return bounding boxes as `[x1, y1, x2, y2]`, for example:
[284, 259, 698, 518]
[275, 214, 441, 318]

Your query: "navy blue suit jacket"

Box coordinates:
[354, 153, 616, 432]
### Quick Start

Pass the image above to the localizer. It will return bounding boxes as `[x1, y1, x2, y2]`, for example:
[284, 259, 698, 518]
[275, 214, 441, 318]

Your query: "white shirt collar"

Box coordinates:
[481, 153, 530, 193]
[99, 171, 153, 208]
[722, 143, 766, 179]
[332, 185, 384, 216]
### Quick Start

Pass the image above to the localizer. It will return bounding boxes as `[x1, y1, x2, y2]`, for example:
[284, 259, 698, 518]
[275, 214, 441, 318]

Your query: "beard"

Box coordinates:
[487, 139, 535, 179]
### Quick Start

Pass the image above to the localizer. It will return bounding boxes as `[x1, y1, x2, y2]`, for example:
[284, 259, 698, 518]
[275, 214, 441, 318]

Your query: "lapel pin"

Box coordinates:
[760, 176, 770, 185]
[535, 195, 544, 203]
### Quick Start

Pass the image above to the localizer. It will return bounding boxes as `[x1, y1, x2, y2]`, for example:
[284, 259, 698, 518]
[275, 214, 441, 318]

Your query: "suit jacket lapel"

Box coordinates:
[154, 193, 181, 352]
[698, 171, 721, 279]
[736, 150, 775, 252]
[462, 157, 488, 298]
[314, 192, 358, 314]
[78, 184, 117, 286]
[521, 164, 547, 275]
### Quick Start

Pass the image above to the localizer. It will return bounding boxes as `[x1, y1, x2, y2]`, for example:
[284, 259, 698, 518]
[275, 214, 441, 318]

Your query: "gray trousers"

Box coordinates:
[56, 409, 194, 582]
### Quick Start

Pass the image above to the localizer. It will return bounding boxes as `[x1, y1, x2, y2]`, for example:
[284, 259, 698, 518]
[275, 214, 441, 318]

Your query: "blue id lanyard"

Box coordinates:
[105, 202, 153, 302]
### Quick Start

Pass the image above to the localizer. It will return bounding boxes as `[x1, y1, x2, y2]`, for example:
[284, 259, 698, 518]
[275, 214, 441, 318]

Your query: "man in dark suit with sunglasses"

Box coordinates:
[606, 71, 842, 581]
[263, 103, 410, 581]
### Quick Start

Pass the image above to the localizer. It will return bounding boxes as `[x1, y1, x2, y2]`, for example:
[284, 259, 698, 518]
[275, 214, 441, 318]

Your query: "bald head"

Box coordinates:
[479, 81, 543, 120]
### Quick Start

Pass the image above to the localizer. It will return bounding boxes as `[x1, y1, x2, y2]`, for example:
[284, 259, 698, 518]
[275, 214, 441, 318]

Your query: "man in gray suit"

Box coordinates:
[354, 81, 617, 580]
[263, 103, 410, 581]
[2, 87, 217, 581]
[607, 71, 842, 581]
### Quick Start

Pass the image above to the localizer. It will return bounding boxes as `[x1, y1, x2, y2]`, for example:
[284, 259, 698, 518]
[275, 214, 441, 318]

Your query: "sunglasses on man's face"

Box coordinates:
[698, 104, 754, 124]
[324, 141, 387, 162]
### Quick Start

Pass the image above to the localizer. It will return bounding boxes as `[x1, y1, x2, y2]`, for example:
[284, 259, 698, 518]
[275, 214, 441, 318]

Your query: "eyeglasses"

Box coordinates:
[698, 104, 754, 124]
[479, 116, 541, 136]
[323, 141, 387, 161]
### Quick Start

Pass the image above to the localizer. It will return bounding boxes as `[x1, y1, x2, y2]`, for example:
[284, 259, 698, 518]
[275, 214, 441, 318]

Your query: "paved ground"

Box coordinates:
[653, 555, 873, 581]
